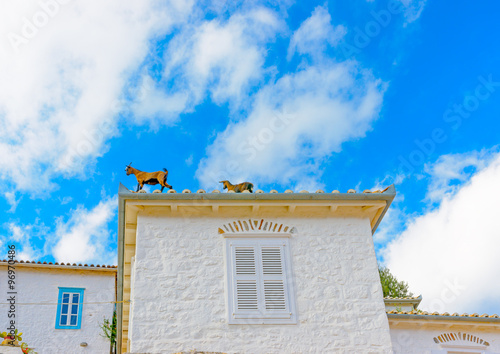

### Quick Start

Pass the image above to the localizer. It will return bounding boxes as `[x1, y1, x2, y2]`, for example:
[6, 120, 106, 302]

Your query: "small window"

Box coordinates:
[55, 287, 84, 329]
[225, 238, 297, 324]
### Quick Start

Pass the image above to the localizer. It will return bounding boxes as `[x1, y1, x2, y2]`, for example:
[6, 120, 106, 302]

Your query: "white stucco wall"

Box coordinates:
[0, 265, 115, 354]
[390, 324, 500, 353]
[128, 215, 393, 353]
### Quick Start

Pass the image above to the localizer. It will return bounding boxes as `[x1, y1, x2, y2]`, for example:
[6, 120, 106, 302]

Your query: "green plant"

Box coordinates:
[99, 310, 117, 348]
[378, 266, 414, 298]
[1, 328, 22, 342]
[20, 342, 37, 354]
[1, 330, 36, 353]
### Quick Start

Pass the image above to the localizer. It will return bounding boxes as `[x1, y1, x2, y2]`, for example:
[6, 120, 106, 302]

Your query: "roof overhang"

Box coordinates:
[118, 183, 396, 234]
[384, 295, 422, 311]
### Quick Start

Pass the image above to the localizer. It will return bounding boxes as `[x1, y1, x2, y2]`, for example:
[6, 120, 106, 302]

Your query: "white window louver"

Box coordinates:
[235, 248, 258, 310]
[236, 281, 258, 310]
[228, 239, 296, 324]
[261, 247, 286, 310]
[235, 248, 256, 275]
[264, 281, 286, 310]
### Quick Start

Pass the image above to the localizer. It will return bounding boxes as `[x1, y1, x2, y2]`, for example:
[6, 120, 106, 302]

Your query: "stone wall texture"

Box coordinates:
[0, 266, 115, 354]
[128, 215, 393, 353]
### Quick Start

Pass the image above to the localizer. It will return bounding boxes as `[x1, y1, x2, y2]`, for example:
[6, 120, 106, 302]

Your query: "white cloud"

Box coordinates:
[4, 191, 21, 213]
[3, 220, 48, 261]
[59, 196, 73, 205]
[2, 197, 116, 263]
[364, 0, 426, 24]
[131, 7, 283, 123]
[185, 154, 194, 166]
[196, 60, 385, 189]
[373, 197, 405, 247]
[0, 0, 194, 194]
[423, 148, 499, 203]
[195, 7, 385, 189]
[384, 150, 500, 314]
[287, 5, 346, 61]
[52, 197, 116, 264]
[129, 75, 190, 126]
[400, 0, 427, 24]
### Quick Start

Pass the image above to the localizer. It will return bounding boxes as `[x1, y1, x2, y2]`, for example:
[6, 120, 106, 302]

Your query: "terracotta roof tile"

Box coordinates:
[129, 187, 393, 194]
[386, 310, 500, 318]
[0, 259, 116, 269]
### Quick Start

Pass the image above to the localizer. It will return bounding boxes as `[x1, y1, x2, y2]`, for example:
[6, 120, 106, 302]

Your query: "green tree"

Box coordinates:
[378, 266, 413, 298]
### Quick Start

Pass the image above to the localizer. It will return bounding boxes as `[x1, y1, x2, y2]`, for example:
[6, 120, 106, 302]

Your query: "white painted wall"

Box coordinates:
[128, 215, 393, 353]
[0, 266, 115, 354]
[390, 325, 500, 353]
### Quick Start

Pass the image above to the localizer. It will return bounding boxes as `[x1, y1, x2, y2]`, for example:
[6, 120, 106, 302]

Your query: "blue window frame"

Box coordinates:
[55, 287, 84, 329]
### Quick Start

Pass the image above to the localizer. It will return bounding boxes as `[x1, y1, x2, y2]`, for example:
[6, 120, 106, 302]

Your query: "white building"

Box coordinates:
[0, 260, 116, 354]
[117, 184, 396, 353]
[117, 183, 500, 354]
[386, 296, 500, 353]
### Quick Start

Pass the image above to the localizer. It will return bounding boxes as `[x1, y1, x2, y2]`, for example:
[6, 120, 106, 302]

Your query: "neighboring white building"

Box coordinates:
[117, 183, 396, 353]
[0, 260, 116, 354]
[385, 297, 500, 354]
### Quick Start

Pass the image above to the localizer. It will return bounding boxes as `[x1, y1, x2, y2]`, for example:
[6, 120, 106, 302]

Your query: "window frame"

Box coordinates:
[224, 234, 297, 325]
[55, 287, 85, 329]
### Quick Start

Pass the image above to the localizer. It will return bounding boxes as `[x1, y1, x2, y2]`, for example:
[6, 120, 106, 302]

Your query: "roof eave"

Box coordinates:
[387, 313, 500, 324]
[384, 295, 423, 306]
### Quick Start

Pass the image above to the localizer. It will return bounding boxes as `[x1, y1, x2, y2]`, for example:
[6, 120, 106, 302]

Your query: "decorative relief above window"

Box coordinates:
[434, 332, 490, 351]
[218, 219, 296, 236]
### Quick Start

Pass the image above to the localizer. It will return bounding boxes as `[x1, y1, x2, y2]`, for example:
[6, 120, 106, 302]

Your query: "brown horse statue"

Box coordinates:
[125, 163, 172, 192]
[219, 180, 253, 193]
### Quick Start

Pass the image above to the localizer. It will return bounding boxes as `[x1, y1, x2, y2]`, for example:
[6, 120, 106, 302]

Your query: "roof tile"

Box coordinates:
[386, 309, 500, 318]
[0, 259, 116, 269]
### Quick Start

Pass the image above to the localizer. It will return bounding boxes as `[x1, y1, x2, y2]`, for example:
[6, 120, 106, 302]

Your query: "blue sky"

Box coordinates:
[1, 0, 500, 314]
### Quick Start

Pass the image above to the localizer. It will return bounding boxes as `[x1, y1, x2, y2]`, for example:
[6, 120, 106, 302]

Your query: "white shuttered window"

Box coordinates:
[226, 238, 297, 324]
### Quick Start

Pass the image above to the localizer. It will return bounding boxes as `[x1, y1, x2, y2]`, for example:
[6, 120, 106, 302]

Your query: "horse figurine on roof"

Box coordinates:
[219, 180, 253, 193]
[125, 163, 173, 192]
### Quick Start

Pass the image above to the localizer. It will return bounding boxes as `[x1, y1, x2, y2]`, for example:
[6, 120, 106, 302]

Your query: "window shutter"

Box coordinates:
[227, 238, 296, 324]
[234, 247, 259, 311]
[261, 247, 287, 311]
